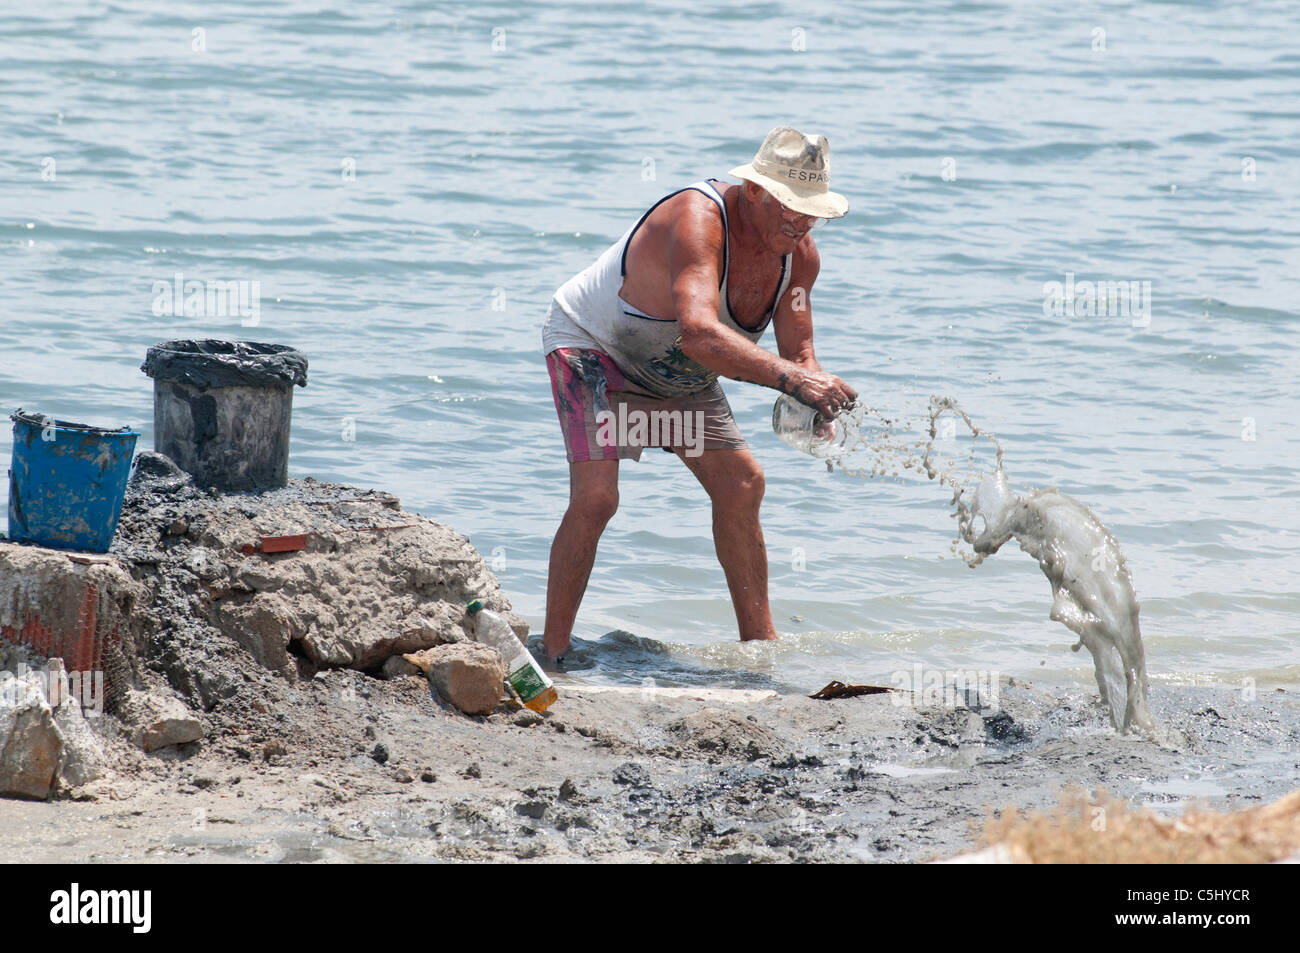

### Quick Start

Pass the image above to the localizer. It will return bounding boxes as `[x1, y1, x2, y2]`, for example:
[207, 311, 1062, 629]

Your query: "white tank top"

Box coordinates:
[545, 179, 792, 398]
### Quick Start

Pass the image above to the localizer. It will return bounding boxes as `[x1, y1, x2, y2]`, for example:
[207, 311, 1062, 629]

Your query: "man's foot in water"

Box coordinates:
[542, 631, 571, 665]
[540, 635, 598, 672]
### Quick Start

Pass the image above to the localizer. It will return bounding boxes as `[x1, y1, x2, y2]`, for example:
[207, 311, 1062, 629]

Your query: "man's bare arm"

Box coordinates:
[774, 237, 823, 373]
[669, 206, 855, 417]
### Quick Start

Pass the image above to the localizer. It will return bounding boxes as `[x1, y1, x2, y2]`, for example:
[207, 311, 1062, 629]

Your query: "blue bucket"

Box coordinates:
[7, 409, 140, 553]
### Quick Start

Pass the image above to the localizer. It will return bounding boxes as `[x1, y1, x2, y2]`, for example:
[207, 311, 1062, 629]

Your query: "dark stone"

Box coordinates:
[515, 800, 547, 819]
[613, 762, 651, 787]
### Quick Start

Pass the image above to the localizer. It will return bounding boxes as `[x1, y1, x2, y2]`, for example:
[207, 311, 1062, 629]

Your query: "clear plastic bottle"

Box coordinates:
[465, 600, 558, 712]
[771, 394, 853, 458]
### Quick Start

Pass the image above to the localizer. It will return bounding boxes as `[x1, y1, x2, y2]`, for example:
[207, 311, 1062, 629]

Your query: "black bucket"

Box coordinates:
[141, 340, 308, 492]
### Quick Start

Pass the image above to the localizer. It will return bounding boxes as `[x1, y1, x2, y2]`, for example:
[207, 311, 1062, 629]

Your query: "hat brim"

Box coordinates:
[728, 163, 850, 218]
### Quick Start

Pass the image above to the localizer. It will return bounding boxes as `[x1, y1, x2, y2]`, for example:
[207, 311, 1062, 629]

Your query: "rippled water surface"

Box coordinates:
[3, 0, 1297, 700]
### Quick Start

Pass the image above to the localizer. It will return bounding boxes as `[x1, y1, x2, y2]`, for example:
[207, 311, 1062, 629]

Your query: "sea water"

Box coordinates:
[3, 0, 1297, 711]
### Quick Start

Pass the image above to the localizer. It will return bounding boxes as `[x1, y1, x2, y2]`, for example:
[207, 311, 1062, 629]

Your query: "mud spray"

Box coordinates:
[819, 396, 1159, 737]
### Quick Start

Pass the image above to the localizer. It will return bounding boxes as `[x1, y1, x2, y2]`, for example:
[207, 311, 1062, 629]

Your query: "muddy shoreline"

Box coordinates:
[2, 667, 1295, 863]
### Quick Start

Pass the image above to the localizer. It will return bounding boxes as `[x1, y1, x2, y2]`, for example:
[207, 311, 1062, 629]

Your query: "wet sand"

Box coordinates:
[1, 669, 1294, 863]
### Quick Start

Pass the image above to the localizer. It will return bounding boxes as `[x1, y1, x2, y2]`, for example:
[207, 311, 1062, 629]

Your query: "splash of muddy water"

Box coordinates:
[818, 397, 1158, 736]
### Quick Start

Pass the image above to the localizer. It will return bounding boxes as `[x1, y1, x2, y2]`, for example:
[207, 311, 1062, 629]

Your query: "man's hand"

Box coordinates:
[779, 367, 857, 419]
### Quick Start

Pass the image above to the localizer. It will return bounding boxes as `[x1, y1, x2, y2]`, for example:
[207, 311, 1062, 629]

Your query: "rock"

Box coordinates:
[0, 674, 64, 799]
[299, 627, 352, 668]
[183, 546, 223, 582]
[214, 594, 301, 676]
[504, 611, 530, 645]
[236, 561, 282, 592]
[382, 655, 421, 678]
[426, 643, 504, 716]
[516, 800, 547, 819]
[513, 710, 544, 727]
[262, 739, 288, 761]
[558, 778, 580, 801]
[420, 770, 436, 783]
[0, 658, 107, 792]
[613, 762, 651, 787]
[393, 767, 413, 783]
[50, 683, 108, 788]
[371, 743, 389, 764]
[402, 614, 460, 647]
[118, 690, 204, 752]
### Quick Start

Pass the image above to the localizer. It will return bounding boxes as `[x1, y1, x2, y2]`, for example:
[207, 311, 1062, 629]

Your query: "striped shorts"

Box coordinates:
[545, 347, 746, 462]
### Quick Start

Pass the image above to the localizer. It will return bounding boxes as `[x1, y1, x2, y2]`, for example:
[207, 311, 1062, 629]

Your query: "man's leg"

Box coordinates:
[675, 448, 778, 642]
[542, 459, 620, 658]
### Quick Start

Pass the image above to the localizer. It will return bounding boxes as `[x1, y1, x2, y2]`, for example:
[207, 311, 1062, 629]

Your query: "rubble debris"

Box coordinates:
[426, 643, 505, 716]
[0, 651, 109, 798]
[48, 661, 108, 788]
[0, 676, 63, 799]
[116, 689, 204, 752]
[108, 452, 527, 706]
[0, 542, 145, 705]
[383, 655, 422, 679]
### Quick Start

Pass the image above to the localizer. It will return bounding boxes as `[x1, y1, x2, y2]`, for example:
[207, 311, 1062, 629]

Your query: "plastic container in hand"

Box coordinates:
[771, 394, 853, 458]
[465, 600, 558, 713]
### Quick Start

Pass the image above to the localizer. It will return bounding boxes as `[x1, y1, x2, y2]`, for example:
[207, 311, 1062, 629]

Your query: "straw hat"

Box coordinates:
[728, 126, 849, 219]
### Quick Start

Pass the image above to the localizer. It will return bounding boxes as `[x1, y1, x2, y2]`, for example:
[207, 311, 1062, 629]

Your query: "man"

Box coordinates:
[541, 126, 858, 660]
